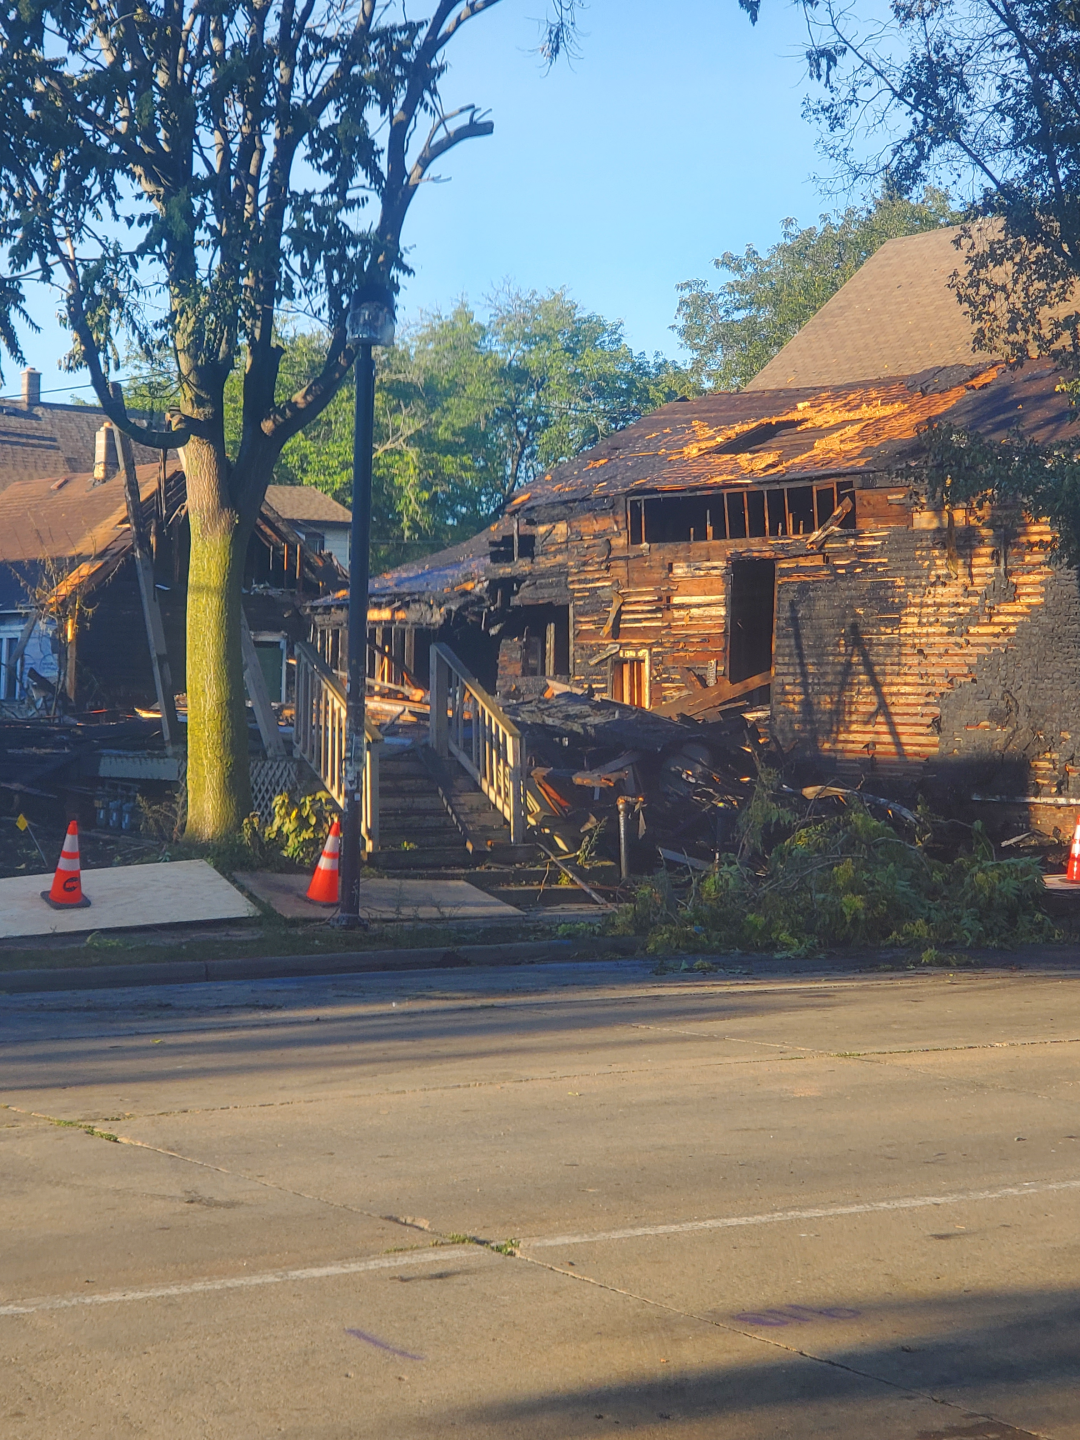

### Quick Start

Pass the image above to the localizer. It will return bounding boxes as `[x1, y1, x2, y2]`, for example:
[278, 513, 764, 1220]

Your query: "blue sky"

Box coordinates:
[10, 0, 835, 398]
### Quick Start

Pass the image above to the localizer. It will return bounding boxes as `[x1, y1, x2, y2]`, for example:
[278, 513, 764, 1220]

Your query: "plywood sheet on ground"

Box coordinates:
[0, 859, 257, 939]
[234, 871, 522, 922]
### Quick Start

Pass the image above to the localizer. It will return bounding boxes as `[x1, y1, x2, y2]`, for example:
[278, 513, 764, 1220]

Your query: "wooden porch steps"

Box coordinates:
[373, 746, 535, 872]
[417, 746, 536, 866]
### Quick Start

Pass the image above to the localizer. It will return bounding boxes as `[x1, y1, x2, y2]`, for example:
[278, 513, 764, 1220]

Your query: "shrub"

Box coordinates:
[261, 791, 339, 868]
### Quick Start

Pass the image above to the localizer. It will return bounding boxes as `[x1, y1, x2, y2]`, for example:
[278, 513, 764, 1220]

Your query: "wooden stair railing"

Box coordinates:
[428, 642, 526, 845]
[293, 640, 381, 852]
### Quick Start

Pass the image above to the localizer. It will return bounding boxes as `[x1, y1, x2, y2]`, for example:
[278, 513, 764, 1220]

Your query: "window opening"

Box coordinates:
[746, 489, 766, 537]
[726, 491, 747, 539]
[496, 605, 570, 686]
[0, 633, 19, 699]
[786, 485, 815, 536]
[253, 635, 287, 703]
[815, 485, 836, 527]
[489, 531, 535, 562]
[632, 481, 854, 545]
[766, 489, 786, 537]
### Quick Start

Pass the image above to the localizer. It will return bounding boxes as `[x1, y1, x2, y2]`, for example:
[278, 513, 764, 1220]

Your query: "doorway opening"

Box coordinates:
[495, 604, 571, 694]
[727, 558, 775, 685]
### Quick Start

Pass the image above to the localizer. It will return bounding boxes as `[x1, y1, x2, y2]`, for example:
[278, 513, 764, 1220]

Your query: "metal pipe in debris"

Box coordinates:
[617, 795, 632, 882]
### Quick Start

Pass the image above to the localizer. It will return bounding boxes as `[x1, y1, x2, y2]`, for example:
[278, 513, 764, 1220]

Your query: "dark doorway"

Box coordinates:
[728, 558, 776, 684]
[495, 604, 571, 694]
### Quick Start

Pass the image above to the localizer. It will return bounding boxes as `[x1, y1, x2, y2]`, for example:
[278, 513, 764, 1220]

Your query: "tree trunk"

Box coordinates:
[183, 443, 254, 841]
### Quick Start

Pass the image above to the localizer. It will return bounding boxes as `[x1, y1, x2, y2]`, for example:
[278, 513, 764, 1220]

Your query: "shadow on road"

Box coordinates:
[435, 1285, 1080, 1437]
[0, 978, 850, 1095]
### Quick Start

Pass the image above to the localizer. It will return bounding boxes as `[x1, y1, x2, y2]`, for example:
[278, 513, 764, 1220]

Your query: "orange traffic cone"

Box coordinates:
[306, 819, 341, 905]
[1067, 815, 1080, 883]
[42, 820, 91, 909]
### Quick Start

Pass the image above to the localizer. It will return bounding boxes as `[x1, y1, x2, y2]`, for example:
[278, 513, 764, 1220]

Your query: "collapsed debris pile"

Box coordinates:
[499, 690, 768, 867]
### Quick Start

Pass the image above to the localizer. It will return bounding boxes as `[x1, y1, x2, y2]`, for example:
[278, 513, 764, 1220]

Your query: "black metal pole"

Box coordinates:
[337, 342, 375, 927]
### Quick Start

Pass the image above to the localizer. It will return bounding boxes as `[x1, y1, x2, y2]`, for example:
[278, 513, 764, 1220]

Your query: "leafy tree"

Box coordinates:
[738, 0, 1080, 371]
[270, 309, 503, 569]
[0, 0, 577, 840]
[674, 188, 958, 390]
[265, 289, 692, 568]
[923, 422, 1080, 570]
[483, 286, 691, 494]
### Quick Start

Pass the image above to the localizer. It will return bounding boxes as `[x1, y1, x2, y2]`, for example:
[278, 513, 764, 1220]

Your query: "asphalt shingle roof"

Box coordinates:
[264, 484, 352, 526]
[507, 362, 1073, 510]
[747, 228, 992, 390]
[0, 400, 167, 491]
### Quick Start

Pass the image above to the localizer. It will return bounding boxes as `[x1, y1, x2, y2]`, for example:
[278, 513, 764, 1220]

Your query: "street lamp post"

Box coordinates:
[335, 283, 396, 929]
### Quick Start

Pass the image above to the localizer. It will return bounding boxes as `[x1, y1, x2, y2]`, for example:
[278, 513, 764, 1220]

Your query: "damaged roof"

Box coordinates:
[362, 528, 498, 609]
[0, 461, 343, 613]
[504, 362, 1078, 511]
[0, 461, 178, 611]
[358, 361, 1079, 609]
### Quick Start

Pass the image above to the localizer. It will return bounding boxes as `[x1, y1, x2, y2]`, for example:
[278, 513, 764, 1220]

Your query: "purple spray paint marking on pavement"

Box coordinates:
[734, 1306, 861, 1327]
[345, 1327, 425, 1361]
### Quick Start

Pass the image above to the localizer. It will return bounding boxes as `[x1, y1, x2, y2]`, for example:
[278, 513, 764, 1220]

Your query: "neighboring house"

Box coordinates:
[0, 455, 186, 710]
[0, 418, 345, 712]
[264, 485, 352, 571]
[0, 368, 162, 492]
[310, 228, 1080, 831]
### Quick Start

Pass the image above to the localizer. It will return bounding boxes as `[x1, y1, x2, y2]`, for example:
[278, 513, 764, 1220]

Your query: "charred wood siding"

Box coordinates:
[74, 558, 186, 707]
[771, 509, 1078, 800]
[515, 485, 1075, 805]
[543, 495, 860, 704]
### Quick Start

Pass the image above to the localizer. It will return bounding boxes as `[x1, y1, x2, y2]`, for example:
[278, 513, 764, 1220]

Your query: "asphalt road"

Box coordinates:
[3, 957, 1080, 1439]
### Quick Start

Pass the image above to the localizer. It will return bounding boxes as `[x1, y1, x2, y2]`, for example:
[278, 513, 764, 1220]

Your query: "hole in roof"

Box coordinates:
[714, 418, 805, 454]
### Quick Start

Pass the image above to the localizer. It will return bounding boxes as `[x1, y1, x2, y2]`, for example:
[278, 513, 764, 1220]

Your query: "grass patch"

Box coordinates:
[40, 1116, 120, 1142]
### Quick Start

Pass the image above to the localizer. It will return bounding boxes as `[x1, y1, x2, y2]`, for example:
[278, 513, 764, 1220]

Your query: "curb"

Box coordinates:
[0, 938, 640, 994]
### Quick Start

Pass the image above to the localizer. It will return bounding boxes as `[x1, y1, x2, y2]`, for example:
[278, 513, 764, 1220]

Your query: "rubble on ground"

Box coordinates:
[498, 690, 768, 864]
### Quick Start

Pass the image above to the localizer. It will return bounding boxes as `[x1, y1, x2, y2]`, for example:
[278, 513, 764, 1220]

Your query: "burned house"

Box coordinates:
[316, 229, 1080, 834]
[0, 378, 347, 714]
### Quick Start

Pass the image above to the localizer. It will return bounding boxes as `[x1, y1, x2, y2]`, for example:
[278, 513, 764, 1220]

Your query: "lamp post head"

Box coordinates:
[347, 282, 396, 348]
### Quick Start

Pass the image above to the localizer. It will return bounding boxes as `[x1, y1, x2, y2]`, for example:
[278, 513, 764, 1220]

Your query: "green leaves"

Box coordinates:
[742, 0, 1080, 378]
[674, 187, 958, 391]
[625, 800, 1055, 956]
[923, 417, 1080, 568]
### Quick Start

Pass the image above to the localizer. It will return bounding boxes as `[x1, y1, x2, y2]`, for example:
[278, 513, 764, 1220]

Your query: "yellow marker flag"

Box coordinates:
[15, 813, 29, 831]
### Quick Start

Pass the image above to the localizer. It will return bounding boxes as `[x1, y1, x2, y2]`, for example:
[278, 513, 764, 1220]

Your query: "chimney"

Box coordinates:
[22, 367, 40, 408]
[93, 422, 117, 481]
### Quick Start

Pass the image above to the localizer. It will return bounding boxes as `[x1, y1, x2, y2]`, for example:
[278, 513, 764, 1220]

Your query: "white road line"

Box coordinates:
[6, 1177, 1079, 1317]
[522, 1176, 1080, 1248]
[0, 1245, 486, 1317]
